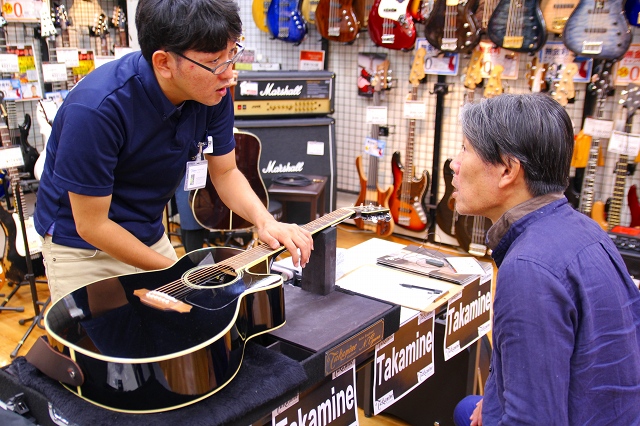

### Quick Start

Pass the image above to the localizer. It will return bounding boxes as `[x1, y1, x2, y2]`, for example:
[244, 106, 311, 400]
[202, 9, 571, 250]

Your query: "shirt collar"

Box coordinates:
[487, 192, 566, 250]
[136, 54, 185, 122]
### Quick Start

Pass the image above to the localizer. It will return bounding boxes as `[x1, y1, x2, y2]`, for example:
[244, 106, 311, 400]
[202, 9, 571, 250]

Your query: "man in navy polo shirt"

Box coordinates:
[34, 0, 313, 303]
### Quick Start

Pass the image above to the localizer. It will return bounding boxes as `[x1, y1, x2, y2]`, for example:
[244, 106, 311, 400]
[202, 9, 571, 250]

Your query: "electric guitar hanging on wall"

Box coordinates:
[111, 6, 128, 47]
[355, 60, 395, 236]
[563, 0, 632, 60]
[423, 0, 482, 53]
[389, 48, 430, 232]
[314, 0, 360, 43]
[367, 0, 416, 50]
[266, 0, 308, 44]
[592, 84, 640, 230]
[252, 0, 272, 32]
[487, 0, 547, 53]
[37, 206, 390, 413]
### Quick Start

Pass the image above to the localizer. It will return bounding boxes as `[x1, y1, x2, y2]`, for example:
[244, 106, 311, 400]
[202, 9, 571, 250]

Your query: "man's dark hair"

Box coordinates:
[136, 0, 243, 62]
[459, 93, 574, 196]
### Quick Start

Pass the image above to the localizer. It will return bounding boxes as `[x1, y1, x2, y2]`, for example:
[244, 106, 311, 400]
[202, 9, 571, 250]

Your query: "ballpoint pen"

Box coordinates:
[399, 283, 443, 293]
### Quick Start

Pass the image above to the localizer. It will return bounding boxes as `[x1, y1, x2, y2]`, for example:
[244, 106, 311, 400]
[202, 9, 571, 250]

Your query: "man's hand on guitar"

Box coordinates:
[257, 220, 313, 267]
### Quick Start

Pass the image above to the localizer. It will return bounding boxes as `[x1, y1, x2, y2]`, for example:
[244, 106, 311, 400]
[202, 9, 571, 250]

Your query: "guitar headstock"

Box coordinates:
[592, 60, 614, 102]
[90, 13, 109, 38]
[551, 62, 578, 107]
[40, 2, 57, 37]
[525, 56, 547, 93]
[621, 83, 640, 120]
[372, 59, 390, 92]
[463, 48, 483, 90]
[347, 205, 392, 223]
[409, 48, 426, 87]
[111, 6, 126, 29]
[483, 64, 504, 98]
[54, 4, 71, 30]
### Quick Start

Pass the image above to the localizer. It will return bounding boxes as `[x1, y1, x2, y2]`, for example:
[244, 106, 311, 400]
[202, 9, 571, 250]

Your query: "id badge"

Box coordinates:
[184, 160, 208, 190]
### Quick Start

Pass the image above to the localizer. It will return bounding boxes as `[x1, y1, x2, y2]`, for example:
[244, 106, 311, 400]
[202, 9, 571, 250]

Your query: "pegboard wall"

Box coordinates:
[2, 0, 640, 230]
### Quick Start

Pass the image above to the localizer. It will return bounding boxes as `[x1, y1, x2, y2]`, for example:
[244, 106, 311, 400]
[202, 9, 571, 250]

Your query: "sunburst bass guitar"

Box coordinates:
[36, 206, 390, 413]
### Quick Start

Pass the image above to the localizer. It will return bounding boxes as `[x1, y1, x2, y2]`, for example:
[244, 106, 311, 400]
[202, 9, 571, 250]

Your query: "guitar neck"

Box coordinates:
[403, 85, 419, 189]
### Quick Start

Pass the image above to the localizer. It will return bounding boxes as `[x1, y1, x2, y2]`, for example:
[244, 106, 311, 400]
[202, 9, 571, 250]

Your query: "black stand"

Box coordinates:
[428, 75, 449, 242]
[9, 189, 49, 359]
[300, 227, 336, 295]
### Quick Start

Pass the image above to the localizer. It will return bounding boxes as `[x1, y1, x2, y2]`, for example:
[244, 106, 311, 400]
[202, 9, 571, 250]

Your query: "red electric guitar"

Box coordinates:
[367, 0, 416, 50]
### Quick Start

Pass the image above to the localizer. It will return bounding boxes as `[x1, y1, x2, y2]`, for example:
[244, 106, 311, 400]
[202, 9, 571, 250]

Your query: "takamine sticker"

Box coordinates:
[324, 319, 384, 375]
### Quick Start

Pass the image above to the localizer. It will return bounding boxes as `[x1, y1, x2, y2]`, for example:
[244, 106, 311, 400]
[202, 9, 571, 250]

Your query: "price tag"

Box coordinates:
[366, 106, 388, 125]
[42, 62, 68, 82]
[608, 130, 640, 156]
[0, 54, 19, 73]
[583, 117, 614, 139]
[614, 44, 640, 86]
[403, 100, 426, 120]
[415, 38, 459, 76]
[364, 137, 386, 157]
[56, 48, 79, 67]
[0, 147, 25, 168]
[2, 0, 42, 20]
[478, 41, 520, 79]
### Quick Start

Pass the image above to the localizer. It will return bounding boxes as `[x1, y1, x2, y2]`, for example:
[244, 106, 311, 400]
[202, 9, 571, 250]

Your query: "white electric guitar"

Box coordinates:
[34, 99, 58, 181]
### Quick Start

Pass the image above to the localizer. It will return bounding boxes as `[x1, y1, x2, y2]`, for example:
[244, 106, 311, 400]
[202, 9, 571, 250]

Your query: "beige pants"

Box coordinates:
[42, 235, 179, 303]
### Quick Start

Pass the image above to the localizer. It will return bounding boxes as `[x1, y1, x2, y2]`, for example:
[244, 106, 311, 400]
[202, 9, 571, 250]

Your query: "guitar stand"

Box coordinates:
[9, 190, 48, 359]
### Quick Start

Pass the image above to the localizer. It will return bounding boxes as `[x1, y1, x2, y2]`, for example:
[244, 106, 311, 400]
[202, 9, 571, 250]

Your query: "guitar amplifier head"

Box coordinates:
[234, 71, 335, 117]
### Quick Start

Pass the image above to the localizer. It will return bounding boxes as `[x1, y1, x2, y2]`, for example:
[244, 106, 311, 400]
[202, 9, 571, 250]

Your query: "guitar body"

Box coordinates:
[591, 200, 609, 230]
[253, 0, 272, 32]
[44, 247, 284, 412]
[0, 202, 45, 284]
[368, 0, 416, 50]
[487, 0, 547, 53]
[563, 0, 632, 60]
[626, 0, 640, 26]
[424, 0, 482, 53]
[267, 0, 308, 44]
[354, 0, 374, 28]
[301, 0, 321, 23]
[314, 0, 360, 43]
[540, 0, 578, 33]
[354, 155, 394, 236]
[19, 114, 38, 179]
[454, 215, 491, 255]
[435, 159, 457, 238]
[190, 132, 268, 231]
[628, 184, 640, 227]
[389, 151, 429, 232]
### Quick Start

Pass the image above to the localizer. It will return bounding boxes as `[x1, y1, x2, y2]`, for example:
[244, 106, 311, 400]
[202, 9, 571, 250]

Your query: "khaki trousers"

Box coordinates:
[42, 234, 179, 303]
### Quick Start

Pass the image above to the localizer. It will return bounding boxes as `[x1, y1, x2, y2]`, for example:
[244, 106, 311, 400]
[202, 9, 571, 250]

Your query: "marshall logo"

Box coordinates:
[262, 160, 305, 174]
[259, 82, 304, 97]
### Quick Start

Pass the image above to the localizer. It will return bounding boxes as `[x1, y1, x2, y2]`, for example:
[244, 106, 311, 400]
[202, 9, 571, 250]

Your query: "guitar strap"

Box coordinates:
[25, 336, 84, 387]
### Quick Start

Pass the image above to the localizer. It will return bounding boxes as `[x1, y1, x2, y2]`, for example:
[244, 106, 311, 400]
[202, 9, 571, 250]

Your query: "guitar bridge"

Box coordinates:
[503, 36, 523, 49]
[468, 243, 488, 257]
[441, 38, 458, 51]
[582, 41, 603, 55]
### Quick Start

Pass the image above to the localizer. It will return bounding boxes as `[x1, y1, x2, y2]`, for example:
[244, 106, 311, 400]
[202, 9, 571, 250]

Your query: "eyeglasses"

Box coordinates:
[169, 42, 244, 75]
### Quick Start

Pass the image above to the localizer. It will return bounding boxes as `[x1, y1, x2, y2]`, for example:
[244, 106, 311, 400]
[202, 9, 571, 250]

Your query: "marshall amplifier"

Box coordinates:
[234, 117, 336, 222]
[234, 70, 335, 117]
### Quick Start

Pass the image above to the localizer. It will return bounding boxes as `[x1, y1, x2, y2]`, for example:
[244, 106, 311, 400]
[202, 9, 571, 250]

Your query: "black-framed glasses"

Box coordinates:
[169, 42, 244, 75]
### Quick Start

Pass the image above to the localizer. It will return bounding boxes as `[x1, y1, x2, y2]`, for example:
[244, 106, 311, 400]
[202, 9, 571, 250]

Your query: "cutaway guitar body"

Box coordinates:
[390, 151, 430, 232]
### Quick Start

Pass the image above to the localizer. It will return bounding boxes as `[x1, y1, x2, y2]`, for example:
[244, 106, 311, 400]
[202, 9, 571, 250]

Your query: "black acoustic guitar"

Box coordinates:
[190, 131, 268, 231]
[40, 206, 390, 412]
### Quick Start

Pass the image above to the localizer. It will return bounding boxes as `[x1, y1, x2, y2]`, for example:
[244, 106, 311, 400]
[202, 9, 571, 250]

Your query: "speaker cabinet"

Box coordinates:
[234, 117, 336, 224]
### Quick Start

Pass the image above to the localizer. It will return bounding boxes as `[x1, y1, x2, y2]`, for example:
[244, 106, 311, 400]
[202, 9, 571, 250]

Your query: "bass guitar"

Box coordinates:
[389, 49, 430, 232]
[625, 0, 640, 26]
[253, 0, 272, 32]
[301, 0, 321, 24]
[314, 0, 360, 43]
[487, 0, 547, 53]
[563, 0, 632, 60]
[190, 130, 269, 231]
[266, 0, 308, 44]
[475, 0, 500, 33]
[38, 206, 389, 413]
[355, 60, 394, 236]
[593, 84, 640, 230]
[368, 0, 416, 50]
[628, 184, 640, 227]
[424, 0, 481, 53]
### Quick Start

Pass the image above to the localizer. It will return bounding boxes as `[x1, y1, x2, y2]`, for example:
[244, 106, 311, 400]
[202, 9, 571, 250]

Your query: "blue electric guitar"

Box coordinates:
[625, 0, 640, 26]
[266, 0, 308, 44]
[563, 0, 632, 60]
[487, 0, 547, 53]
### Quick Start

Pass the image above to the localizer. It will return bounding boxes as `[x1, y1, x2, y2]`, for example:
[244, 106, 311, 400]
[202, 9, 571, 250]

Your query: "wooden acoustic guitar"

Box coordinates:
[190, 130, 269, 231]
[355, 60, 394, 236]
[40, 206, 390, 413]
[389, 48, 430, 232]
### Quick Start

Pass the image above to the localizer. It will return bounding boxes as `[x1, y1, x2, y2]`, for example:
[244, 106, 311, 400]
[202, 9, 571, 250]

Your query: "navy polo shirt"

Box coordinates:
[34, 51, 235, 249]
